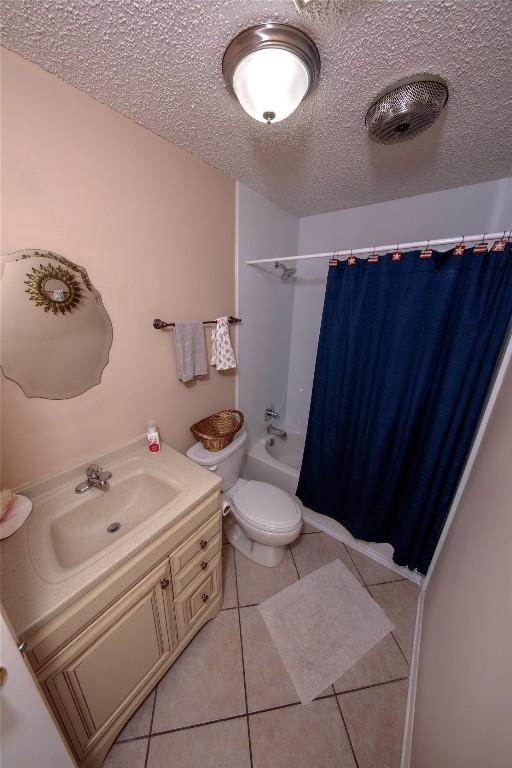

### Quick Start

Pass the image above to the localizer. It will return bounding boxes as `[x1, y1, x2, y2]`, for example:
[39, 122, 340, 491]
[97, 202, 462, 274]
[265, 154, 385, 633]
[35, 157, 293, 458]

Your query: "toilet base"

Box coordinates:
[224, 517, 286, 568]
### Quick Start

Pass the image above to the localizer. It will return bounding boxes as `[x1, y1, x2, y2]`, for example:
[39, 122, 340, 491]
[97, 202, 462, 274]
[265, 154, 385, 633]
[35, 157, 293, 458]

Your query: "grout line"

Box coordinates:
[335, 694, 360, 768]
[288, 544, 301, 580]
[344, 543, 366, 584]
[117, 733, 151, 745]
[249, 690, 336, 718]
[144, 688, 158, 768]
[233, 545, 254, 768]
[123, 678, 414, 745]
[220, 605, 239, 612]
[151, 712, 248, 738]
[364, 582, 412, 666]
[390, 631, 410, 667]
[366, 577, 406, 587]
[335, 675, 410, 698]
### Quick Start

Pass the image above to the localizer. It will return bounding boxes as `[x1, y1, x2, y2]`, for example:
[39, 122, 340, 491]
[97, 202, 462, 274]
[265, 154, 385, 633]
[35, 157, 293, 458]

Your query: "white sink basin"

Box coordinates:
[27, 454, 183, 582]
[50, 471, 178, 569]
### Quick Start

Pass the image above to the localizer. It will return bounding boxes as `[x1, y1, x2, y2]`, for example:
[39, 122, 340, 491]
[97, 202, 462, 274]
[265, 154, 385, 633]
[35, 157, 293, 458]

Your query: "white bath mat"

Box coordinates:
[258, 559, 394, 705]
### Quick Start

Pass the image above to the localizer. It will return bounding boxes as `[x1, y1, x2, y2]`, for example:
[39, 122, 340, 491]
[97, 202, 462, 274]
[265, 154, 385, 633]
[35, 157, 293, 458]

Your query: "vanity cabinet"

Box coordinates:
[25, 491, 222, 768]
[42, 558, 176, 757]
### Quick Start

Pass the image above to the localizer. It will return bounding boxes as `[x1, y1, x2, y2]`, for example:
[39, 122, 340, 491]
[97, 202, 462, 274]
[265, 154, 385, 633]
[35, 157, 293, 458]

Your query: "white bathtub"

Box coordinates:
[245, 429, 304, 497]
[245, 427, 422, 585]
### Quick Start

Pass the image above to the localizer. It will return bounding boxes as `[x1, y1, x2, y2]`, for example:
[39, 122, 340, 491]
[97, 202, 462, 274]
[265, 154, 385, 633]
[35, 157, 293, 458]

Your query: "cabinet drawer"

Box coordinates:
[170, 512, 221, 576]
[175, 553, 221, 640]
[172, 532, 222, 597]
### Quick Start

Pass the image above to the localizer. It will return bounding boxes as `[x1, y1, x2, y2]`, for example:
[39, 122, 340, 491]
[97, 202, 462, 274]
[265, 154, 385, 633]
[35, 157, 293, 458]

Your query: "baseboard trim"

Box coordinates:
[300, 507, 424, 586]
[400, 587, 424, 768]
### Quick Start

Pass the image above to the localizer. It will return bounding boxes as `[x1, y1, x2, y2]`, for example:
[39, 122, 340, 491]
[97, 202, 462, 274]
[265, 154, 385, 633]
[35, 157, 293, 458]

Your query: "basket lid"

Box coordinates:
[186, 429, 247, 466]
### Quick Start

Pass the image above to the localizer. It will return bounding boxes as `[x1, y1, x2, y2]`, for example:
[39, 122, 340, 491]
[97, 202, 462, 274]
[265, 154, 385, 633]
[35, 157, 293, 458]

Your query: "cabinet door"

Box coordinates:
[44, 559, 176, 756]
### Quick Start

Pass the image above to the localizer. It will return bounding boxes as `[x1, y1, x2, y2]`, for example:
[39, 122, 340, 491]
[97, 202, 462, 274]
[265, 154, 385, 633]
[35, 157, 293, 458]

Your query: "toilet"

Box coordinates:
[186, 430, 302, 567]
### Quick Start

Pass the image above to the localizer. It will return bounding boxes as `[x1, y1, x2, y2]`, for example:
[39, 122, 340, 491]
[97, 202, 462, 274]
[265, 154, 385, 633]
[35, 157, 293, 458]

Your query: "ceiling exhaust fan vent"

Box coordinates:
[365, 79, 448, 144]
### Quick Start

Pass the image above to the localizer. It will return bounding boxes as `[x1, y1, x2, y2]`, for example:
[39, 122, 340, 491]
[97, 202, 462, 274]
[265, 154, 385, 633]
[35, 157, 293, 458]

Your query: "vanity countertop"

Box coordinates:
[0, 437, 220, 638]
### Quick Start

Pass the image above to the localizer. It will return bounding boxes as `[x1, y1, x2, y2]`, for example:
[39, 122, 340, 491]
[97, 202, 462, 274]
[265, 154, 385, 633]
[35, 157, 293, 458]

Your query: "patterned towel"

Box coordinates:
[210, 316, 237, 371]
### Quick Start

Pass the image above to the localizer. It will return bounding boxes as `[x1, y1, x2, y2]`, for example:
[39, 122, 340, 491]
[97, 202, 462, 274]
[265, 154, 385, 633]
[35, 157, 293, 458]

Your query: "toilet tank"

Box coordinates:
[186, 429, 247, 491]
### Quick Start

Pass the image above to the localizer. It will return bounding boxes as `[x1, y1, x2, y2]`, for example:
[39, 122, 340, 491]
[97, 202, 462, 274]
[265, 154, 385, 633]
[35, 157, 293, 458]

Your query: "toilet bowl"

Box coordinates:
[186, 430, 302, 567]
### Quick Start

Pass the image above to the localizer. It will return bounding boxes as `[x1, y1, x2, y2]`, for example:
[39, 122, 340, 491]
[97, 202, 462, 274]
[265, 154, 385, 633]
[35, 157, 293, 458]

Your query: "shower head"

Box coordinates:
[275, 262, 297, 282]
[365, 78, 448, 144]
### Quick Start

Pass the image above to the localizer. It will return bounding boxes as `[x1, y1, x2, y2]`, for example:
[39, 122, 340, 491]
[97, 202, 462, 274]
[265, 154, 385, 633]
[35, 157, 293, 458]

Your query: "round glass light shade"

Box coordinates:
[232, 48, 310, 124]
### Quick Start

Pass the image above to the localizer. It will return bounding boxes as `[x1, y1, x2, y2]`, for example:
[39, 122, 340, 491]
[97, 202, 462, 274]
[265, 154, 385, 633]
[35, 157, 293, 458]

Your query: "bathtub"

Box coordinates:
[245, 427, 422, 585]
[245, 429, 304, 497]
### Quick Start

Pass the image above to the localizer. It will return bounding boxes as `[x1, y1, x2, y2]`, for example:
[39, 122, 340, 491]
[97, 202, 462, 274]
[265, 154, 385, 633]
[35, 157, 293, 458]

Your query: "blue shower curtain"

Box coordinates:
[297, 243, 512, 574]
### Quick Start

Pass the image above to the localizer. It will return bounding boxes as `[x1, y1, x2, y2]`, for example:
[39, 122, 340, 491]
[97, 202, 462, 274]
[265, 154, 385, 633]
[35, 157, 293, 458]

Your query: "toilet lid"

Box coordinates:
[234, 481, 301, 533]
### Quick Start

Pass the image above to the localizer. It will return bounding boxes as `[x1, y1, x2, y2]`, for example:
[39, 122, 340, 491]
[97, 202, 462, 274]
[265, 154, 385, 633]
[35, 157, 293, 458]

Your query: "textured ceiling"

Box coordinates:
[1, 0, 511, 216]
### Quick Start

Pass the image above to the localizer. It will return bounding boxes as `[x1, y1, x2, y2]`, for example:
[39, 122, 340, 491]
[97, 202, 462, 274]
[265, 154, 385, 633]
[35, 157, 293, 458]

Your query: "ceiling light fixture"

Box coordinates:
[223, 23, 320, 125]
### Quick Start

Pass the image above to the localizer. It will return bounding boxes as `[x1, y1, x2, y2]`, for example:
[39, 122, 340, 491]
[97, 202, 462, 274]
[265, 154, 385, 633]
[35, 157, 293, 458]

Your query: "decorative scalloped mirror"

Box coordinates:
[1, 250, 113, 399]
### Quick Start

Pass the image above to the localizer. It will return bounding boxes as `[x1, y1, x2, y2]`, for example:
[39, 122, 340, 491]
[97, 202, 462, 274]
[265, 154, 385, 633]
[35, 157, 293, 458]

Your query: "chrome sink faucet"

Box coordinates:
[75, 464, 112, 494]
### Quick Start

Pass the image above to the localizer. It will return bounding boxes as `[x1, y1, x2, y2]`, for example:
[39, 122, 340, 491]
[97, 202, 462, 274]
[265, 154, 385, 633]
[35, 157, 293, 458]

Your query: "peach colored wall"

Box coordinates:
[410, 356, 512, 767]
[1, 49, 235, 488]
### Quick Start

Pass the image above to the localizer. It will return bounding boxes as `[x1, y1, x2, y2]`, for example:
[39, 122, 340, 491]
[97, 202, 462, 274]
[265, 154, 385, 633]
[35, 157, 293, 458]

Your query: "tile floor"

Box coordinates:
[104, 526, 419, 768]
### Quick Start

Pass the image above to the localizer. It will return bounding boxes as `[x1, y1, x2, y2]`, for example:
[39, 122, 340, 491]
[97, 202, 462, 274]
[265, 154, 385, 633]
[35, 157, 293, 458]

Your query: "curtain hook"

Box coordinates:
[392, 242, 402, 261]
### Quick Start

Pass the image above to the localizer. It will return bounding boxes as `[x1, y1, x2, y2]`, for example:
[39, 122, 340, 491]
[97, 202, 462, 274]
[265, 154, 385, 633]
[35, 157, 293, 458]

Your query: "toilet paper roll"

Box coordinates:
[222, 500, 232, 517]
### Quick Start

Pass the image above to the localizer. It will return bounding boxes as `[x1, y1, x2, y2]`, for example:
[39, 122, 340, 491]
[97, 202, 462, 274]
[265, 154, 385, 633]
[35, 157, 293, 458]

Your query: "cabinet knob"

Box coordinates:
[0, 667, 7, 688]
[201, 593, 209, 603]
[200, 539, 208, 550]
[200, 561, 208, 570]
[160, 578, 170, 590]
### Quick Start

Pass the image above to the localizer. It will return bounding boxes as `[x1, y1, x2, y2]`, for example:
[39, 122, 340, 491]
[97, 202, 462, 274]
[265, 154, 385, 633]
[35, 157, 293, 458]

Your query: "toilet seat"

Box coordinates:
[233, 480, 301, 534]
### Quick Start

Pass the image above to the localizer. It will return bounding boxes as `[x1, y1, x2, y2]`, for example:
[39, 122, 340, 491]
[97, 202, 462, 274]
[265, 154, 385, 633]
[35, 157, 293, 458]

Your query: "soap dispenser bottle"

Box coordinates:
[147, 421, 161, 453]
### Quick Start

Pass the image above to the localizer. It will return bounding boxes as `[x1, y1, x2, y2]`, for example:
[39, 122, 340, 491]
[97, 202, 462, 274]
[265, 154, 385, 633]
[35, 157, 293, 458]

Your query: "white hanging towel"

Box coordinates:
[210, 316, 237, 371]
[174, 321, 208, 382]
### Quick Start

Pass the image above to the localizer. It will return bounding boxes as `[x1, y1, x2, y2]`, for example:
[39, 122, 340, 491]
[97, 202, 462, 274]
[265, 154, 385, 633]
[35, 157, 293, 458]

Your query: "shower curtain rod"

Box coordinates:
[245, 231, 509, 265]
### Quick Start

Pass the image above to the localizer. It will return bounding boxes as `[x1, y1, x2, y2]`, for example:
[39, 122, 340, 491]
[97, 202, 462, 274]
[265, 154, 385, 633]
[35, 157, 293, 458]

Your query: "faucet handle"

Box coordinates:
[87, 464, 112, 482]
[265, 405, 279, 421]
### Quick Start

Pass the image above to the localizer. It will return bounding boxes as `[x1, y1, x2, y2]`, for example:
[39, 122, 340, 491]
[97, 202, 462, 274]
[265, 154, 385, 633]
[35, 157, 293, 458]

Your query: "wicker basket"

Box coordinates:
[190, 409, 244, 452]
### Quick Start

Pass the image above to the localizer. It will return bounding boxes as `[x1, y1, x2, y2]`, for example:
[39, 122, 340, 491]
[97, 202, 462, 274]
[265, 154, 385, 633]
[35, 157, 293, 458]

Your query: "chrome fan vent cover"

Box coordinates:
[365, 79, 448, 144]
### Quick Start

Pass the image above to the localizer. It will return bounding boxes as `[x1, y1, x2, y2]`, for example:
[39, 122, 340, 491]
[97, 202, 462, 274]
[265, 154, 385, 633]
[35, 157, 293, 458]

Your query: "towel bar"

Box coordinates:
[153, 316, 241, 329]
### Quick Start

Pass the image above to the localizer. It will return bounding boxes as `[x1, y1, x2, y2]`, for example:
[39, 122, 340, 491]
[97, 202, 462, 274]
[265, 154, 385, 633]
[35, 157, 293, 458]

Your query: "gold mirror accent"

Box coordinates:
[24, 262, 83, 314]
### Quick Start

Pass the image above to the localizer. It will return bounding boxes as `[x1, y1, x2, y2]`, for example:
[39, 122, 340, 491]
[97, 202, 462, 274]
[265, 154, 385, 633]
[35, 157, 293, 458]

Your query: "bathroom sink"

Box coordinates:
[27, 454, 185, 582]
[50, 471, 178, 569]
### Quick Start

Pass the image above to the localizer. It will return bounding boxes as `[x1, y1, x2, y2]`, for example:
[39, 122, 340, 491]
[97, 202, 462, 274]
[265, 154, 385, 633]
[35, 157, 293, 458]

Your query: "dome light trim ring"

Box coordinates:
[223, 23, 321, 103]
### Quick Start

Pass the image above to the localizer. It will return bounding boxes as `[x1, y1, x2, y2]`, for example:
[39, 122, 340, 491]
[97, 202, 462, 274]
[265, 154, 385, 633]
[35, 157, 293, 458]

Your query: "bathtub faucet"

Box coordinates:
[267, 423, 287, 440]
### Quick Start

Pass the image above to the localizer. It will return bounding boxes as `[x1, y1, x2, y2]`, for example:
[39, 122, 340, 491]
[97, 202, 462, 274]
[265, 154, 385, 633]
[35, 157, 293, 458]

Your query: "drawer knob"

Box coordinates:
[200, 539, 208, 550]
[201, 561, 208, 570]
[202, 593, 209, 603]
[160, 578, 170, 590]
